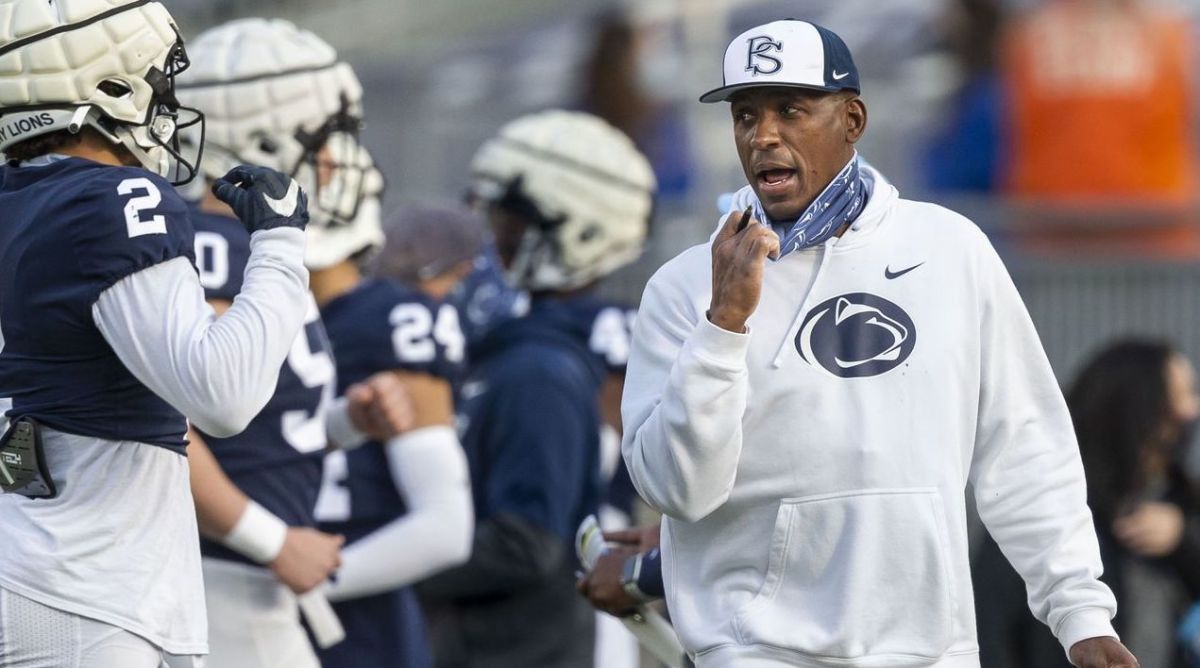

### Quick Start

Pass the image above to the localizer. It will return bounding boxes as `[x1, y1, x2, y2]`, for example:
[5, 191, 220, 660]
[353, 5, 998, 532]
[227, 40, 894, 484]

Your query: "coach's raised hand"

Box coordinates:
[213, 165, 310, 233]
[708, 206, 780, 333]
[1069, 637, 1139, 668]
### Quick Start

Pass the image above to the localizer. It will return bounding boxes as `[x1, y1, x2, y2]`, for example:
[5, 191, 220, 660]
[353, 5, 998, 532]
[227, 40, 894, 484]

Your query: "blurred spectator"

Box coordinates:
[1003, 0, 1195, 201]
[1078, 341, 1200, 667]
[976, 339, 1200, 668]
[923, 0, 1006, 192]
[999, 0, 1200, 256]
[578, 11, 693, 201]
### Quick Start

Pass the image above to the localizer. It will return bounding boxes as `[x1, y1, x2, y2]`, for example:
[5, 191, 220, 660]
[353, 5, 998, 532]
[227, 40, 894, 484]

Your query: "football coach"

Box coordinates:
[621, 19, 1138, 668]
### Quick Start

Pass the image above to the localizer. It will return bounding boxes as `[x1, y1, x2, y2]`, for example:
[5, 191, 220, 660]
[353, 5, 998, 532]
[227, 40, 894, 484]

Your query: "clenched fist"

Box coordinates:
[344, 371, 414, 441]
[270, 527, 344, 594]
[212, 165, 309, 234]
[708, 208, 780, 333]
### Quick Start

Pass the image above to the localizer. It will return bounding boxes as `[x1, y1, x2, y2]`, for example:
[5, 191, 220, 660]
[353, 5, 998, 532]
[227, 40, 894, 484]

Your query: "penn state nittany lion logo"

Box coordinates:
[796, 293, 916, 378]
[745, 35, 783, 75]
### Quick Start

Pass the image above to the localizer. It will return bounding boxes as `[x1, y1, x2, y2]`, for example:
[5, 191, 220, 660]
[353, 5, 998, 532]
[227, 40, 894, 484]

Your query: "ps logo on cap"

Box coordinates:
[745, 36, 783, 76]
[700, 19, 860, 103]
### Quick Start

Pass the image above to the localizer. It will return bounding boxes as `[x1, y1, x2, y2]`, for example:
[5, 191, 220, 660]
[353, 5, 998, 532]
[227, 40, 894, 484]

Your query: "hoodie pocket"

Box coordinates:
[733, 488, 954, 665]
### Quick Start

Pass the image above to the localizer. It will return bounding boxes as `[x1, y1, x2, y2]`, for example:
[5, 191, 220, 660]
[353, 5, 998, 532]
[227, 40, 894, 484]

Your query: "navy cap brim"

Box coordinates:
[698, 81, 858, 104]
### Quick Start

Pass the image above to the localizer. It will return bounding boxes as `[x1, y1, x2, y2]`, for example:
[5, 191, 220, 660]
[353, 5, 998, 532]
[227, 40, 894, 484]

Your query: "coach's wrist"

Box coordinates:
[706, 308, 747, 334]
[222, 500, 288, 564]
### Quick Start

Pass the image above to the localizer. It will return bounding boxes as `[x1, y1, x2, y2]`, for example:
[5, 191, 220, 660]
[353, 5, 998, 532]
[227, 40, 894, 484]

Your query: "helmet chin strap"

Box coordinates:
[112, 124, 169, 176]
[505, 226, 541, 291]
[73, 106, 168, 176]
[508, 225, 572, 292]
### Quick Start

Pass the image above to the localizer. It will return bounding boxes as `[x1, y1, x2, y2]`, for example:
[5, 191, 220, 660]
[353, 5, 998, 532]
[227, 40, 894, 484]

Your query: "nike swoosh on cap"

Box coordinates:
[264, 180, 300, 217]
[884, 262, 924, 279]
[832, 70, 850, 80]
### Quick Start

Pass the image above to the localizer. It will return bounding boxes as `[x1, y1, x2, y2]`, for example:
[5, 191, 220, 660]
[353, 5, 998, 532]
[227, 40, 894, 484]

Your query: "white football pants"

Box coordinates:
[200, 558, 319, 668]
[0, 587, 203, 668]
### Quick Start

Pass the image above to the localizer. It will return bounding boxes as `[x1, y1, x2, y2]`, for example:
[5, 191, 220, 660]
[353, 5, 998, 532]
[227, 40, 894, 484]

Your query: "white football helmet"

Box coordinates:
[469, 110, 656, 292]
[0, 0, 203, 183]
[176, 18, 368, 229]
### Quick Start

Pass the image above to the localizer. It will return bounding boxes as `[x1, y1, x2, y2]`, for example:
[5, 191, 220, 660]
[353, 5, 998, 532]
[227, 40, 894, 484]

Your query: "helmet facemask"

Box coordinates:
[471, 174, 570, 292]
[98, 36, 205, 185]
[292, 95, 367, 226]
[302, 144, 387, 271]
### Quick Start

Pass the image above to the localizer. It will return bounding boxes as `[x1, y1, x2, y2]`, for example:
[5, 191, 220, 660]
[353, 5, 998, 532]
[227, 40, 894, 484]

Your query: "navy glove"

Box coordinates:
[212, 165, 309, 233]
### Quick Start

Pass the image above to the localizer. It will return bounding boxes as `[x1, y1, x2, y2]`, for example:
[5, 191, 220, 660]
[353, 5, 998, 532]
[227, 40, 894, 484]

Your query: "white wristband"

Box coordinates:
[222, 501, 288, 564]
[326, 396, 368, 451]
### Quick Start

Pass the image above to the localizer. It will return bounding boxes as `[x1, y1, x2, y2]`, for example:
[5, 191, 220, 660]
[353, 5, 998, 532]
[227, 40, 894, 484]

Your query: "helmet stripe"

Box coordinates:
[176, 61, 341, 90]
[0, 0, 157, 59]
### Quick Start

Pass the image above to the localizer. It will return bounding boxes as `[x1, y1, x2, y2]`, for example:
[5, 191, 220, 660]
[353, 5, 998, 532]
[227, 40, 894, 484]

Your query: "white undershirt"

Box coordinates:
[327, 426, 474, 601]
[0, 226, 310, 655]
[93, 228, 309, 437]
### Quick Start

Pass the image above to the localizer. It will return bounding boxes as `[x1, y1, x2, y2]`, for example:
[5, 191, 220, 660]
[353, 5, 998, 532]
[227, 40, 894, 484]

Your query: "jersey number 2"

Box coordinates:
[116, 178, 167, 238]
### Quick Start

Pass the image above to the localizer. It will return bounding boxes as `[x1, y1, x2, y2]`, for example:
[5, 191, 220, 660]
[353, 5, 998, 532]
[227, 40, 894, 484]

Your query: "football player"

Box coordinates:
[451, 169, 645, 667]
[174, 19, 413, 668]
[0, 1, 313, 666]
[419, 110, 655, 668]
[313, 200, 477, 664]
[451, 246, 639, 523]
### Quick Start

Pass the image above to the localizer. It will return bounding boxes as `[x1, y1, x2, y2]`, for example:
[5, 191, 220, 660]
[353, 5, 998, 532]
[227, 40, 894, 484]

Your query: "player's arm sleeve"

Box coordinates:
[326, 426, 473, 601]
[420, 372, 590, 600]
[967, 233, 1118, 654]
[621, 265, 750, 522]
[93, 227, 310, 437]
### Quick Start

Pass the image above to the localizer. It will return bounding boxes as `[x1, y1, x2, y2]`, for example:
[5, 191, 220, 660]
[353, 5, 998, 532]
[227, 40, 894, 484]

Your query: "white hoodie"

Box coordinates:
[621, 169, 1118, 668]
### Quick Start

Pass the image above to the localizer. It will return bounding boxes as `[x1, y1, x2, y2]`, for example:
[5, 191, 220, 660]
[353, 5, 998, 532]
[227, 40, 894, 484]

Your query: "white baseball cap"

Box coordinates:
[700, 19, 860, 103]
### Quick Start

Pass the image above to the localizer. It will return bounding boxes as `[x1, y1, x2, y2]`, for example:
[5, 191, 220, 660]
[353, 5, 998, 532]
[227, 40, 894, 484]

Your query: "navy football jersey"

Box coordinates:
[190, 208, 336, 564]
[560, 296, 637, 375]
[316, 278, 466, 541]
[190, 204, 251, 302]
[556, 296, 640, 516]
[0, 157, 195, 451]
[318, 590, 432, 668]
[454, 297, 605, 542]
